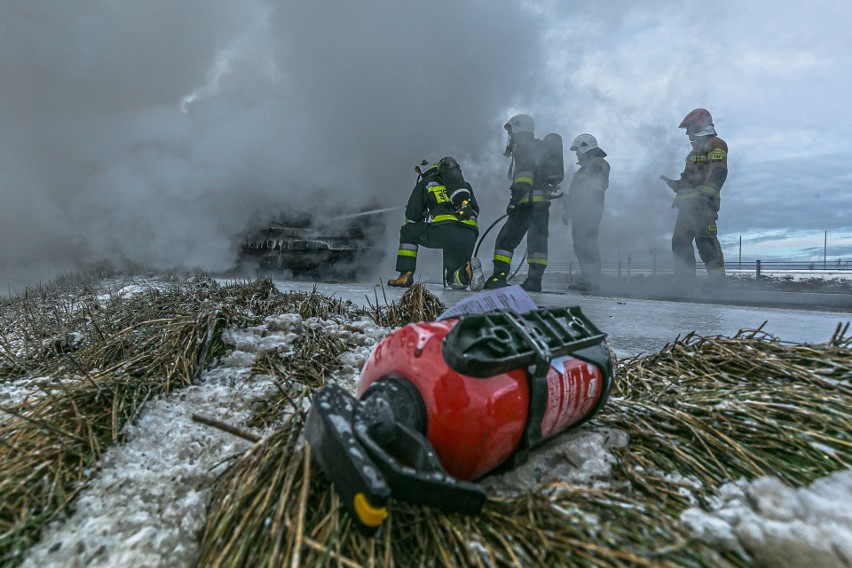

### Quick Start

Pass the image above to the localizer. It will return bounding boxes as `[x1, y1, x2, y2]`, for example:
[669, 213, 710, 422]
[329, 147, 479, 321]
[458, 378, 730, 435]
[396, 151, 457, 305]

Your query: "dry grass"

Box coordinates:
[368, 283, 446, 328]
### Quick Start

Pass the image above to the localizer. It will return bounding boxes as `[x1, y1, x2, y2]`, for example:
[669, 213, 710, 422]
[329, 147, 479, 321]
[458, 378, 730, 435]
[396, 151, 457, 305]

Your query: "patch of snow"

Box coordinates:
[682, 469, 852, 568]
[481, 427, 629, 496]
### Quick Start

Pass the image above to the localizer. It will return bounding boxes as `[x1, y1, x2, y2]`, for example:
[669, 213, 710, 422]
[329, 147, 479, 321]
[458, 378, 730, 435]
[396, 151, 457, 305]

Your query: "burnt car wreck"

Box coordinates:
[241, 208, 392, 280]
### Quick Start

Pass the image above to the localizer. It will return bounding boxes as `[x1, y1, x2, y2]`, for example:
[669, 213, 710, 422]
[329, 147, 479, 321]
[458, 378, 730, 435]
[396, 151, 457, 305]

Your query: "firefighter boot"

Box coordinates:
[450, 258, 485, 291]
[388, 272, 414, 288]
[484, 260, 511, 289]
[520, 264, 545, 292]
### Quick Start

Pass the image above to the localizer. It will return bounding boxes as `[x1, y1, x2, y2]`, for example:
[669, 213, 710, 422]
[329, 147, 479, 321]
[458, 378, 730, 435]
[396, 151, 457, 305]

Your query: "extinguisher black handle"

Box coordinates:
[441, 306, 607, 378]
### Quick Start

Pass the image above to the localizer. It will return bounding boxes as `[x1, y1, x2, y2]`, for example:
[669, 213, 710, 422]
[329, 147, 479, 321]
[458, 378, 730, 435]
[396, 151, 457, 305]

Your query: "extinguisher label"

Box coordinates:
[540, 357, 602, 438]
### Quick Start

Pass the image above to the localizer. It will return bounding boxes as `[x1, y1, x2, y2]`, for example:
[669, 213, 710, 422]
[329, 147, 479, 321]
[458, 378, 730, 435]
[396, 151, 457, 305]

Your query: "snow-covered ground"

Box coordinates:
[5, 276, 851, 567]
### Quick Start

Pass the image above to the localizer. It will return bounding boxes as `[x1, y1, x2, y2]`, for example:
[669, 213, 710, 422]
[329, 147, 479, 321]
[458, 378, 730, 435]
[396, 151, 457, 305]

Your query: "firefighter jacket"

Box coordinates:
[506, 133, 551, 206]
[404, 164, 479, 231]
[566, 154, 609, 211]
[670, 136, 728, 211]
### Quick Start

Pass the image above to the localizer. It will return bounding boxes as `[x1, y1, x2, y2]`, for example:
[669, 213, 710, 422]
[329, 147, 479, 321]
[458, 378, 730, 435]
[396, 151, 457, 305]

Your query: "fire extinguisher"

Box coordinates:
[305, 306, 613, 536]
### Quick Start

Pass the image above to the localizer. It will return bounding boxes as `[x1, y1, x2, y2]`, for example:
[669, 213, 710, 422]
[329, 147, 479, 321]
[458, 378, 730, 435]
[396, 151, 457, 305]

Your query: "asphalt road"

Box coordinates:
[253, 279, 851, 357]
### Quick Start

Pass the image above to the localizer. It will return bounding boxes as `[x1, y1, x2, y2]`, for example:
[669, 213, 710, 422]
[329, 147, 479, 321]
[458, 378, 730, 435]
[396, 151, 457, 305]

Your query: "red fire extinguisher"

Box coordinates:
[305, 306, 613, 536]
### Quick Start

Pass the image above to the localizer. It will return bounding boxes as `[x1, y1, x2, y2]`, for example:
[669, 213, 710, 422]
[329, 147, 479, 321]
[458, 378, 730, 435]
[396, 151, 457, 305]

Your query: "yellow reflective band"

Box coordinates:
[513, 176, 534, 185]
[708, 224, 717, 232]
[432, 214, 458, 222]
[531, 196, 549, 202]
[528, 257, 548, 265]
[397, 249, 417, 257]
[494, 254, 512, 264]
[461, 219, 478, 228]
[353, 493, 387, 527]
[698, 186, 721, 198]
[708, 149, 727, 160]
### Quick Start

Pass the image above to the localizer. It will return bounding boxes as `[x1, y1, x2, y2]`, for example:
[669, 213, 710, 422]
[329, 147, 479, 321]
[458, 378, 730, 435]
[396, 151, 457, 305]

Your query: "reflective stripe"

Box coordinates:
[397, 249, 417, 258]
[513, 176, 534, 185]
[708, 148, 727, 160]
[430, 215, 478, 229]
[674, 186, 720, 203]
[449, 188, 470, 201]
[400, 243, 418, 252]
[528, 257, 548, 266]
[494, 250, 513, 264]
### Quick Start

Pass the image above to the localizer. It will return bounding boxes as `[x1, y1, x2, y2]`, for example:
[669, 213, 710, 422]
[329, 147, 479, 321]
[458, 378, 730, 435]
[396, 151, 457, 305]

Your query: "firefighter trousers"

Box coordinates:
[571, 203, 603, 284]
[493, 203, 550, 271]
[671, 202, 725, 282]
[395, 222, 477, 284]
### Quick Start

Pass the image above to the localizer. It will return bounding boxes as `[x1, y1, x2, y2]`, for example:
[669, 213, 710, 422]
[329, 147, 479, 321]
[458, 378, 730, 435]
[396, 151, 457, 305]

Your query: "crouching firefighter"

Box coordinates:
[485, 114, 564, 292]
[388, 157, 485, 291]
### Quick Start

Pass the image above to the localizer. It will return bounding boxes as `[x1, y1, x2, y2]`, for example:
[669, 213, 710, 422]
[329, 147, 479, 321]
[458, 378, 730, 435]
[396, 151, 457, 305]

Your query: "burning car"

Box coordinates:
[240, 207, 394, 280]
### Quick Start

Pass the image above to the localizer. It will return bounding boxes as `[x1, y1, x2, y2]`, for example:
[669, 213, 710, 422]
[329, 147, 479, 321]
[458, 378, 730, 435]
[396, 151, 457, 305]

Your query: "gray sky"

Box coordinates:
[2, 1, 850, 290]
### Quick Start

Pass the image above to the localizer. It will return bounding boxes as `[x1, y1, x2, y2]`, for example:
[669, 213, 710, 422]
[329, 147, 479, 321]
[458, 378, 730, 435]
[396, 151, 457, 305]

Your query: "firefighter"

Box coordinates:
[484, 114, 561, 292]
[388, 156, 485, 290]
[661, 108, 728, 288]
[562, 134, 610, 291]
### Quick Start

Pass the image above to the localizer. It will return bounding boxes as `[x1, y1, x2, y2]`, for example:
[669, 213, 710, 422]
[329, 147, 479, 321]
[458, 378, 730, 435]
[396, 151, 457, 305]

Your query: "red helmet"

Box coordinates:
[679, 108, 714, 135]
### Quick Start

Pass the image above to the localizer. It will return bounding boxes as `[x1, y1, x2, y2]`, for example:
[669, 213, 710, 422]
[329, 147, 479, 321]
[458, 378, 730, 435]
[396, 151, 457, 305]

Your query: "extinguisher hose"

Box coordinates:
[473, 213, 507, 259]
[473, 213, 528, 283]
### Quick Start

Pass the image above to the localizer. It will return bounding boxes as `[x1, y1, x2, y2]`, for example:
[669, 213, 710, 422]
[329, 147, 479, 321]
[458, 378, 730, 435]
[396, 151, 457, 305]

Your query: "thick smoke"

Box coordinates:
[2, 1, 851, 291]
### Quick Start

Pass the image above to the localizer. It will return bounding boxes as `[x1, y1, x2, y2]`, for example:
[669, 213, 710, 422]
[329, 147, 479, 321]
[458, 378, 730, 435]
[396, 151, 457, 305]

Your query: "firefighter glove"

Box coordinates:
[660, 175, 678, 191]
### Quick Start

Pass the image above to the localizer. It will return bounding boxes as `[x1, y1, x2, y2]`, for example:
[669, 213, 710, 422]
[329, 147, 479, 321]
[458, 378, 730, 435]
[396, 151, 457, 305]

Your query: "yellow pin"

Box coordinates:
[353, 493, 388, 527]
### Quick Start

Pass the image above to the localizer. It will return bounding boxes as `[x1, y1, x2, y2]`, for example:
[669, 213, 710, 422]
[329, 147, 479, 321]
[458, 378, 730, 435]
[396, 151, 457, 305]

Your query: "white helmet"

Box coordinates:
[415, 158, 439, 175]
[570, 134, 600, 154]
[504, 114, 535, 136]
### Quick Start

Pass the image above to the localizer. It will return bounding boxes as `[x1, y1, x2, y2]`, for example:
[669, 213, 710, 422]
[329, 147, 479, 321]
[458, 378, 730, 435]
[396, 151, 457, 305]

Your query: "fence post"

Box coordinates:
[738, 236, 742, 270]
[569, 261, 573, 283]
[627, 254, 632, 284]
[824, 230, 828, 270]
[617, 261, 622, 278]
[756, 259, 761, 281]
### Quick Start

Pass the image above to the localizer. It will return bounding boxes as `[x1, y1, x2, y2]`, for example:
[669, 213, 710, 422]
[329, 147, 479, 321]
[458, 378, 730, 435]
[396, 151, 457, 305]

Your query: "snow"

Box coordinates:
[682, 470, 852, 568]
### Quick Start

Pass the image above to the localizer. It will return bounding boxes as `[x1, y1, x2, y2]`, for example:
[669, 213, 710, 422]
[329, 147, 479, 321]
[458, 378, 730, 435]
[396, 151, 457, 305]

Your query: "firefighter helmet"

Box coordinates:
[415, 158, 439, 175]
[569, 134, 600, 154]
[679, 108, 716, 136]
[504, 114, 535, 136]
